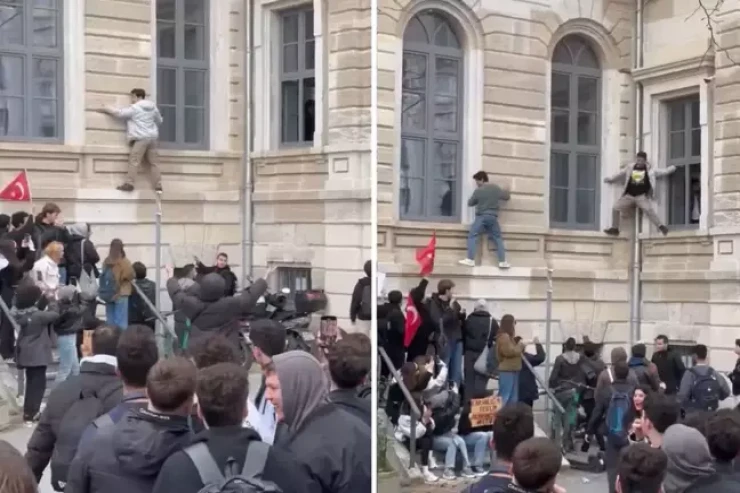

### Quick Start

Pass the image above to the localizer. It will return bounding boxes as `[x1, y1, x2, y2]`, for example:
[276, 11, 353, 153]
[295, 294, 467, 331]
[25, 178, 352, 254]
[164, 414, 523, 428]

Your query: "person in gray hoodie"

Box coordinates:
[662, 424, 715, 493]
[99, 88, 163, 193]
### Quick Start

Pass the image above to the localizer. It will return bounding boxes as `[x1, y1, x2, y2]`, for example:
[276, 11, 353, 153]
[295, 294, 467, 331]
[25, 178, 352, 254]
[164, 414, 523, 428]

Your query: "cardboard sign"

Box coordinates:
[469, 396, 501, 428]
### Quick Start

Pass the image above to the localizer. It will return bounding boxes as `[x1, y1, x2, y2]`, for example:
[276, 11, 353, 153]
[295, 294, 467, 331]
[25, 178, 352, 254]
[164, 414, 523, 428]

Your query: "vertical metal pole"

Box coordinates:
[155, 194, 167, 357]
[630, 212, 642, 348]
[544, 268, 553, 417]
[409, 413, 417, 469]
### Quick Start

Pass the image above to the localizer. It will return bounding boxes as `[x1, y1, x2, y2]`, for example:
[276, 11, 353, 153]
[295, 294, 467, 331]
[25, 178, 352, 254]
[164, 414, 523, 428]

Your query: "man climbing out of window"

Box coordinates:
[603, 151, 675, 237]
[98, 88, 163, 194]
[459, 171, 510, 269]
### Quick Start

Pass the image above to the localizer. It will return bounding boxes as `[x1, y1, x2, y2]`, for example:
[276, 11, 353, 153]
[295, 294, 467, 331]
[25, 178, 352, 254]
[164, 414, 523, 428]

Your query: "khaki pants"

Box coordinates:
[127, 139, 162, 187]
[611, 194, 662, 228]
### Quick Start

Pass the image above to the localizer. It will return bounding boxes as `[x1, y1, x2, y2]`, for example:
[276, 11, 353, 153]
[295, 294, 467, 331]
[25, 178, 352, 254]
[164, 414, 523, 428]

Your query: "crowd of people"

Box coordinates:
[378, 274, 740, 491]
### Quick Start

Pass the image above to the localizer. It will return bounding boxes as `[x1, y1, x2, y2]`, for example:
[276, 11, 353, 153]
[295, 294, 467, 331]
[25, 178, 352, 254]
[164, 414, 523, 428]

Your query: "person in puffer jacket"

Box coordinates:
[463, 300, 498, 399]
[52, 286, 97, 385]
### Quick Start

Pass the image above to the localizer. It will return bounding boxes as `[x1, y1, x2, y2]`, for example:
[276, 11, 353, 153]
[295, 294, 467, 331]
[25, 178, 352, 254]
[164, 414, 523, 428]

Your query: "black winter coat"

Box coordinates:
[519, 344, 546, 404]
[275, 402, 371, 493]
[33, 220, 68, 261]
[25, 362, 122, 483]
[652, 349, 686, 395]
[153, 426, 315, 493]
[328, 388, 372, 427]
[128, 278, 156, 329]
[464, 310, 496, 354]
[350, 276, 371, 322]
[195, 262, 237, 297]
[54, 296, 97, 336]
[65, 408, 193, 493]
[378, 302, 404, 351]
[65, 236, 100, 284]
[13, 305, 59, 368]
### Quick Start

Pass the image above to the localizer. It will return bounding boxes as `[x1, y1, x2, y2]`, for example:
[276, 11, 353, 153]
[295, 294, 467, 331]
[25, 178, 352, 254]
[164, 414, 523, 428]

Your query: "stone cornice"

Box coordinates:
[631, 55, 715, 84]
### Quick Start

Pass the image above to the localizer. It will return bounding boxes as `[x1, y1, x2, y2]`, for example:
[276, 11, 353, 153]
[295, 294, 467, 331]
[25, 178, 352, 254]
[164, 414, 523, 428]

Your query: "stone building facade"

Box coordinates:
[377, 0, 740, 368]
[0, 0, 371, 326]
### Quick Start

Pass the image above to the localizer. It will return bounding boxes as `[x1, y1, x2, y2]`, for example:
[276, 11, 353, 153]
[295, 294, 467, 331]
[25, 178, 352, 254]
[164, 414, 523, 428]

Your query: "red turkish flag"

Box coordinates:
[415, 232, 436, 276]
[0, 171, 31, 202]
[403, 292, 421, 348]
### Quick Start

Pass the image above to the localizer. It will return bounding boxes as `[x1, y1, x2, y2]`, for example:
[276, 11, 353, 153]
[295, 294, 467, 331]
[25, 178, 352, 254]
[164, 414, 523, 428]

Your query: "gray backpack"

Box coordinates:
[184, 442, 282, 493]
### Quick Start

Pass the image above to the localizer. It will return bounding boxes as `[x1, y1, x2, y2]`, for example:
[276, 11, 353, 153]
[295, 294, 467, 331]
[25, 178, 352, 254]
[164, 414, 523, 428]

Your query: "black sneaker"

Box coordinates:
[659, 225, 668, 235]
[117, 183, 134, 192]
[603, 227, 619, 236]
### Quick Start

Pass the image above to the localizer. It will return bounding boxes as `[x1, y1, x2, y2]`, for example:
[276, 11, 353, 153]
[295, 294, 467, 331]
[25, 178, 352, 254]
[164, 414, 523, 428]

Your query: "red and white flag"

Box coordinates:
[403, 292, 421, 348]
[0, 171, 31, 202]
[415, 232, 436, 276]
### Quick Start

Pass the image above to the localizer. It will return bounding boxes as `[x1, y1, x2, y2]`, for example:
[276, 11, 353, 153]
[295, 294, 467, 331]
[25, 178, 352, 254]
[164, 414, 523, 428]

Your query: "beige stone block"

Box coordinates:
[329, 87, 371, 109]
[483, 33, 548, 58]
[484, 103, 546, 124]
[86, 34, 151, 58]
[484, 51, 547, 75]
[485, 68, 547, 93]
[86, 55, 151, 78]
[329, 29, 371, 53]
[87, 0, 151, 22]
[483, 120, 546, 144]
[85, 16, 150, 36]
[483, 138, 545, 161]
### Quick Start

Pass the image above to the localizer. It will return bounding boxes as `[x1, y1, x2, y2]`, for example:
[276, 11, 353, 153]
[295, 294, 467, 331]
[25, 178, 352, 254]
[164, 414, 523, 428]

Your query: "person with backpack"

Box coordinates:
[678, 344, 730, 414]
[64, 223, 100, 288]
[152, 362, 312, 493]
[629, 344, 662, 392]
[100, 239, 135, 330]
[65, 357, 198, 493]
[24, 325, 122, 491]
[128, 262, 157, 331]
[349, 260, 372, 331]
[587, 360, 636, 493]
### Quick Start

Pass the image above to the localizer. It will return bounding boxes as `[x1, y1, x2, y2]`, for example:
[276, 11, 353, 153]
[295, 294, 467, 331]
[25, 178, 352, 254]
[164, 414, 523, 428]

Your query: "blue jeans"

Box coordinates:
[59, 266, 67, 285]
[443, 340, 463, 385]
[106, 296, 129, 329]
[498, 370, 520, 405]
[55, 333, 79, 385]
[463, 431, 493, 467]
[432, 433, 471, 470]
[466, 214, 506, 262]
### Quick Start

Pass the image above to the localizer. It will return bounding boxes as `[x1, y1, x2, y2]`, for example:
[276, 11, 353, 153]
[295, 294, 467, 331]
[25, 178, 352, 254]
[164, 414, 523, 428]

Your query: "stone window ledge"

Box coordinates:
[0, 142, 241, 161]
[638, 228, 710, 241]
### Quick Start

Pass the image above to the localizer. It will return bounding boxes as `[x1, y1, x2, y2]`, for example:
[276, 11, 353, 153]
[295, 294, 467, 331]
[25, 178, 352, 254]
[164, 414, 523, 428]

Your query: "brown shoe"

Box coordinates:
[117, 183, 134, 192]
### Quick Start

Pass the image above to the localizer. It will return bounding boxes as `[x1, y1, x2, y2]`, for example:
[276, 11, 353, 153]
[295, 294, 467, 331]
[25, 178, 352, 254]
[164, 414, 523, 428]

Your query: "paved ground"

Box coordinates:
[0, 372, 263, 493]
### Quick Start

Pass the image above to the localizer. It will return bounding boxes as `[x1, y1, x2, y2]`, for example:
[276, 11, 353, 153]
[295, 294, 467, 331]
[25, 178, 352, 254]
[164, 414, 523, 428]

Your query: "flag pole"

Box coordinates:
[25, 169, 34, 215]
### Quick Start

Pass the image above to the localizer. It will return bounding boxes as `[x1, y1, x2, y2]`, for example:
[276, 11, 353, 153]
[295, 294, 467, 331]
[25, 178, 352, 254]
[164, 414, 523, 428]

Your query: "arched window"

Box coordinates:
[399, 11, 463, 221]
[550, 35, 601, 229]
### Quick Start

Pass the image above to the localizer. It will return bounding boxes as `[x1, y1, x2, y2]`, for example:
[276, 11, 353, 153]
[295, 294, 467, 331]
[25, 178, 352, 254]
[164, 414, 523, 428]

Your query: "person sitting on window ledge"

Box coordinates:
[603, 151, 675, 237]
[458, 171, 511, 269]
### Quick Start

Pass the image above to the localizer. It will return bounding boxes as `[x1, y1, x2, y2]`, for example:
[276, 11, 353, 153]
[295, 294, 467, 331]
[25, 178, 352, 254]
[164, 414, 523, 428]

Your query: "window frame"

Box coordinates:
[0, 1, 64, 142]
[278, 7, 315, 148]
[155, 0, 210, 150]
[549, 36, 602, 231]
[276, 266, 312, 306]
[399, 11, 464, 223]
[665, 96, 701, 229]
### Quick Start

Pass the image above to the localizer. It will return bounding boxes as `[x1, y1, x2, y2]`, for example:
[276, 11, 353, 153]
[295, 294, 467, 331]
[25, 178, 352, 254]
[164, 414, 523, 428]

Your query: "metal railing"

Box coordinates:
[131, 282, 178, 358]
[0, 296, 22, 411]
[522, 355, 565, 416]
[378, 346, 422, 468]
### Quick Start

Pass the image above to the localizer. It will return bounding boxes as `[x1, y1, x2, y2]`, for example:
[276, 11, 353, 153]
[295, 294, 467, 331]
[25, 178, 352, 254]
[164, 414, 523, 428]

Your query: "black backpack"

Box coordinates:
[360, 284, 371, 319]
[689, 367, 722, 411]
[50, 379, 121, 489]
[184, 441, 282, 493]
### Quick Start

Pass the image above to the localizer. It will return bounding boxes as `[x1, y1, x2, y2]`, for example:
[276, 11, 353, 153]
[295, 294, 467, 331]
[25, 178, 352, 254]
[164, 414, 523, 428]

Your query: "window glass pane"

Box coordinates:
[435, 57, 458, 96]
[551, 109, 569, 144]
[157, 22, 176, 58]
[432, 180, 455, 217]
[156, 0, 175, 21]
[576, 189, 595, 224]
[34, 0, 58, 7]
[184, 24, 205, 60]
[551, 152, 569, 188]
[433, 19, 458, 48]
[303, 77, 315, 142]
[552, 43, 572, 64]
[184, 70, 205, 106]
[577, 112, 597, 145]
[551, 73, 569, 108]
[32, 99, 56, 137]
[0, 5, 23, 45]
[402, 92, 425, 131]
[304, 10, 313, 40]
[32, 8, 56, 47]
[576, 43, 599, 69]
[691, 129, 701, 157]
[403, 16, 428, 44]
[433, 141, 457, 179]
[576, 154, 597, 189]
[184, 107, 204, 144]
[669, 131, 684, 159]
[400, 138, 425, 178]
[400, 138, 425, 217]
[578, 77, 598, 111]
[689, 164, 701, 224]
[157, 68, 177, 105]
[159, 105, 176, 142]
[0, 97, 24, 137]
[282, 43, 298, 73]
[0, 55, 24, 96]
[305, 40, 315, 71]
[282, 13, 299, 44]
[668, 165, 687, 226]
[32, 58, 56, 98]
[281, 80, 299, 143]
[184, 0, 205, 23]
[434, 95, 457, 133]
[550, 152, 569, 223]
[402, 53, 426, 92]
[669, 103, 685, 131]
[400, 177, 424, 217]
[691, 100, 700, 128]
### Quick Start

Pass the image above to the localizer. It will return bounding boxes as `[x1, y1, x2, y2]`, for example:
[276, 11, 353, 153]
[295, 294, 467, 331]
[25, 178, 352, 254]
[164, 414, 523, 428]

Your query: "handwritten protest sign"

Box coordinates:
[470, 396, 501, 428]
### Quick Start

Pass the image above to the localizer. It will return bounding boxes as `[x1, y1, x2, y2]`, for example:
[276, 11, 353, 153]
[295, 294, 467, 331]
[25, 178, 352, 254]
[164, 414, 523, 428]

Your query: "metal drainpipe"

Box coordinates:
[241, 0, 254, 284]
[630, 0, 645, 347]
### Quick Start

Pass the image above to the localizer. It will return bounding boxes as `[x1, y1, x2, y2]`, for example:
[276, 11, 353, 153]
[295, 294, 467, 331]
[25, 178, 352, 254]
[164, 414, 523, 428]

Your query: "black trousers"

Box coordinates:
[463, 350, 489, 400]
[381, 345, 404, 379]
[403, 432, 433, 467]
[23, 366, 46, 420]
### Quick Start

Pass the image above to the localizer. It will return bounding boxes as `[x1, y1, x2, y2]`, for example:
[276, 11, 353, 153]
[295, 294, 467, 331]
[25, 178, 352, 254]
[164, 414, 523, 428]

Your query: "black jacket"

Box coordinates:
[464, 310, 496, 354]
[128, 278, 157, 329]
[652, 349, 686, 395]
[152, 426, 313, 493]
[54, 295, 96, 337]
[33, 219, 69, 261]
[65, 236, 100, 284]
[686, 470, 740, 493]
[731, 358, 740, 396]
[427, 293, 464, 344]
[349, 276, 371, 322]
[519, 344, 546, 404]
[580, 355, 606, 401]
[26, 361, 122, 483]
[13, 305, 59, 368]
[378, 302, 404, 350]
[195, 262, 237, 297]
[65, 408, 193, 493]
[276, 402, 371, 493]
[328, 388, 372, 427]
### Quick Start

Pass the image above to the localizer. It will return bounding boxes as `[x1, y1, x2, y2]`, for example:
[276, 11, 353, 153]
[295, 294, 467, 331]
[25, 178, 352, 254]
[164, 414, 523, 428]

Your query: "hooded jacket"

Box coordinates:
[328, 388, 371, 427]
[152, 426, 314, 493]
[166, 273, 266, 348]
[604, 162, 676, 200]
[64, 224, 100, 283]
[548, 350, 585, 390]
[25, 360, 121, 485]
[464, 310, 496, 354]
[273, 351, 371, 493]
[677, 364, 730, 410]
[65, 408, 193, 493]
[13, 303, 59, 368]
[54, 286, 96, 336]
[629, 356, 662, 392]
[110, 100, 163, 141]
[663, 424, 715, 493]
[587, 378, 635, 437]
